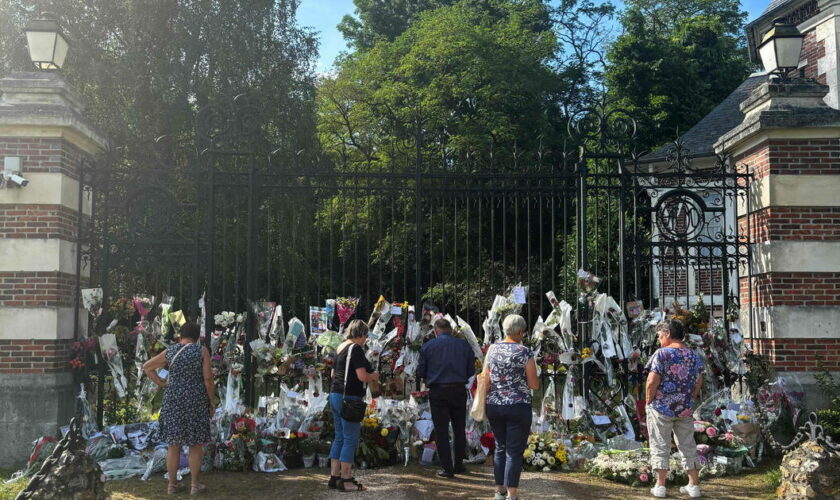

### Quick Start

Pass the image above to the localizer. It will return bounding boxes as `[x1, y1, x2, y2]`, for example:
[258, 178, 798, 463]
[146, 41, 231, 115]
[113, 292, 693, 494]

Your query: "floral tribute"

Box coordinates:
[523, 432, 569, 472]
[21, 278, 774, 487]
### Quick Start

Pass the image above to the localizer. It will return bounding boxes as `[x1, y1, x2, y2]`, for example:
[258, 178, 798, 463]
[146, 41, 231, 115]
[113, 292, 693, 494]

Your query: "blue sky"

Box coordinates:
[297, 0, 770, 73]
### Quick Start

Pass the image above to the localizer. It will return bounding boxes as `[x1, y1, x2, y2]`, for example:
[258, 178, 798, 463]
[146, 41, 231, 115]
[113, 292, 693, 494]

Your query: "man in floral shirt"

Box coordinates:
[645, 319, 705, 498]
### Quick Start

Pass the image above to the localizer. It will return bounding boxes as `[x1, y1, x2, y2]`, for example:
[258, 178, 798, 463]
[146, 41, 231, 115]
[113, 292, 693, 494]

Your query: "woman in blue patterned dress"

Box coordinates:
[485, 314, 539, 500]
[144, 322, 216, 495]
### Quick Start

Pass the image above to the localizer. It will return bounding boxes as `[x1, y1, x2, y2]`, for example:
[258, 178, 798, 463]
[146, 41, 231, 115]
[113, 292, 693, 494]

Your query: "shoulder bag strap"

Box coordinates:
[167, 343, 192, 370]
[164, 343, 192, 386]
[482, 344, 494, 375]
[342, 343, 354, 397]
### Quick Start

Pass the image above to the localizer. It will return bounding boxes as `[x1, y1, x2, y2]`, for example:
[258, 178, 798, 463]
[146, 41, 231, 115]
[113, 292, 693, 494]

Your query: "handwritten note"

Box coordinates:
[513, 286, 527, 304]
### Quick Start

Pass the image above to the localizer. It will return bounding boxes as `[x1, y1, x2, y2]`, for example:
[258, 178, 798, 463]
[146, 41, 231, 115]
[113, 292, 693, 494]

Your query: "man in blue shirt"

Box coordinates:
[418, 317, 475, 478]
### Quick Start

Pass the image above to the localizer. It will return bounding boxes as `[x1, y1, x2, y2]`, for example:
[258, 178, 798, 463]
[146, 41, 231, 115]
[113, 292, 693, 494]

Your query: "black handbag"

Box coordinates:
[340, 344, 367, 423]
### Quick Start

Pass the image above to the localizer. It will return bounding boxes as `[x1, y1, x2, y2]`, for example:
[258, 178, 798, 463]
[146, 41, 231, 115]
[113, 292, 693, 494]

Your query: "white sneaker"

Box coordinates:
[651, 485, 667, 498]
[679, 485, 702, 498]
[493, 492, 506, 500]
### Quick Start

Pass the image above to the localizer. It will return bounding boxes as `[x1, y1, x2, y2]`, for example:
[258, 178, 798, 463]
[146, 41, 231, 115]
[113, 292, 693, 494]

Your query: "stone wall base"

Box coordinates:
[0, 371, 75, 468]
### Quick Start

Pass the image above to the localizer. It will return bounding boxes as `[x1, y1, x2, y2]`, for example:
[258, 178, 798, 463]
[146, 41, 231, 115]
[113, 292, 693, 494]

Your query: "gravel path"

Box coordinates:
[106, 463, 776, 500]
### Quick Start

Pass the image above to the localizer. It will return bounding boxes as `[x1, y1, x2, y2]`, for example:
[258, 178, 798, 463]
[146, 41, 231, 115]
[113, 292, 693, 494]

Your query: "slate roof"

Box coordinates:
[641, 74, 765, 162]
[760, 0, 795, 18]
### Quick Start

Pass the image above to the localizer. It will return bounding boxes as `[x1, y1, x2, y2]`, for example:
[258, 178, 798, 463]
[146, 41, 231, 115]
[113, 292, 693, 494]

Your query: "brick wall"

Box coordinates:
[738, 207, 840, 242]
[800, 29, 827, 85]
[740, 272, 840, 307]
[0, 339, 74, 374]
[0, 137, 84, 179]
[0, 271, 78, 307]
[0, 204, 82, 241]
[747, 338, 840, 371]
[736, 138, 840, 180]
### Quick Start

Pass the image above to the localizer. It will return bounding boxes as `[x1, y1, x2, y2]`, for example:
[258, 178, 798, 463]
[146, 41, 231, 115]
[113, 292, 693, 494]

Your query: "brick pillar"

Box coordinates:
[716, 80, 840, 408]
[0, 72, 107, 467]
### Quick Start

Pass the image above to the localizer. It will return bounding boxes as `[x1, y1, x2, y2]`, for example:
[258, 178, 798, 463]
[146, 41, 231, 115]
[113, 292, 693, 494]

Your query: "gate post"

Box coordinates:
[716, 79, 840, 410]
[0, 71, 107, 467]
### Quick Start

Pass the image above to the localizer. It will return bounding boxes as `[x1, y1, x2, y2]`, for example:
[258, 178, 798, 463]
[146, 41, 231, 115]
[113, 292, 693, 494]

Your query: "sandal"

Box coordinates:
[328, 475, 340, 489]
[337, 477, 367, 492]
[167, 483, 185, 495]
[190, 483, 207, 495]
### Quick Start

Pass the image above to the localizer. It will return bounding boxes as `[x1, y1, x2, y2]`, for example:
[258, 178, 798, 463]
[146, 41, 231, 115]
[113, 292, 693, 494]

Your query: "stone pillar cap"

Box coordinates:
[0, 71, 85, 112]
[0, 71, 108, 153]
[715, 79, 840, 154]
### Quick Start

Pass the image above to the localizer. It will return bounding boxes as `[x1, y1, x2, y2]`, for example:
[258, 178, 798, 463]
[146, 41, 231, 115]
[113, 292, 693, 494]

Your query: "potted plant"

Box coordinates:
[281, 433, 303, 468]
[317, 440, 332, 468]
[300, 438, 318, 468]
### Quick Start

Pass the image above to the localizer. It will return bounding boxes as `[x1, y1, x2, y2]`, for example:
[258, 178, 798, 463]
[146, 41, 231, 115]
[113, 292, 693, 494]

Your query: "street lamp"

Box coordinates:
[757, 18, 804, 77]
[24, 13, 70, 70]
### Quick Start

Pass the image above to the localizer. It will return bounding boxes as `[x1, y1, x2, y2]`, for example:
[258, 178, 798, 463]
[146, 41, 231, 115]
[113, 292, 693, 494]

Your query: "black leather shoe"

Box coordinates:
[436, 469, 454, 479]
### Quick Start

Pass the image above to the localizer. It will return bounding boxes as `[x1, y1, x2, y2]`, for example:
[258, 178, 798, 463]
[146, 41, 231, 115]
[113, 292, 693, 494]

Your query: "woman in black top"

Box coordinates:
[327, 319, 379, 492]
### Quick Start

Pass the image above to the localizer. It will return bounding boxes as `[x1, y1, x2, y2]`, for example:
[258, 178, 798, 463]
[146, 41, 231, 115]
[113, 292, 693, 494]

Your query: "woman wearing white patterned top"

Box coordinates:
[485, 314, 539, 500]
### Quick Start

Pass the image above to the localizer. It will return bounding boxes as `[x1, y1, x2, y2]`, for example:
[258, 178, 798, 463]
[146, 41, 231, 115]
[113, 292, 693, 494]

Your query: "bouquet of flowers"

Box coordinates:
[269, 305, 285, 345]
[586, 449, 654, 486]
[110, 297, 136, 321]
[81, 288, 103, 317]
[250, 338, 283, 380]
[214, 311, 241, 329]
[159, 295, 175, 340]
[399, 312, 423, 377]
[251, 301, 277, 341]
[480, 432, 495, 454]
[99, 333, 129, 398]
[336, 297, 360, 328]
[282, 317, 307, 355]
[523, 432, 569, 472]
[358, 410, 395, 468]
[452, 315, 484, 364]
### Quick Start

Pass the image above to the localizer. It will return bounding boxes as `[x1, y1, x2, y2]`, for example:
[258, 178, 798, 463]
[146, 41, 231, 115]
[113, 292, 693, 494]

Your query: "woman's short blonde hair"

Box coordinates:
[345, 319, 369, 339]
[502, 314, 527, 336]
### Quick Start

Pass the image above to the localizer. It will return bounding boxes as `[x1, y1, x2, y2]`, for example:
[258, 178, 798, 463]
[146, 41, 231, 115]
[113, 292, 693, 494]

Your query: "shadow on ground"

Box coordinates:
[104, 462, 778, 500]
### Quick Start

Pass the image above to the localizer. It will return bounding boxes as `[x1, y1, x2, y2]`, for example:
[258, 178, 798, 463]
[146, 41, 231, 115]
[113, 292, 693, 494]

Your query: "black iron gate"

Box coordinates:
[80, 95, 753, 414]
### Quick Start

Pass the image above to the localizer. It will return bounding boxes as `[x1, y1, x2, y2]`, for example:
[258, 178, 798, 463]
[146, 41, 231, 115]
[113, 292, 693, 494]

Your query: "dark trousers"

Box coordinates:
[429, 384, 467, 472]
[487, 403, 532, 488]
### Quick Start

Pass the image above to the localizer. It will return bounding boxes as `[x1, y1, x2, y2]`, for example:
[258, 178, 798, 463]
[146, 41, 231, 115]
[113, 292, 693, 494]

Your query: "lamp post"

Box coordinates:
[757, 18, 804, 78]
[24, 13, 70, 70]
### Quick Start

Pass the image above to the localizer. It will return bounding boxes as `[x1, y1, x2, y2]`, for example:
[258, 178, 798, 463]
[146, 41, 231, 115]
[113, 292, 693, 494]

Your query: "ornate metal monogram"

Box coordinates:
[654, 190, 708, 241]
[783, 412, 840, 456]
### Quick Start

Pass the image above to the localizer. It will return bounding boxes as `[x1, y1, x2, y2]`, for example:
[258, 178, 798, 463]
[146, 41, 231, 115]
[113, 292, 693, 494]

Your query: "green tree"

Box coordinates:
[0, 0, 318, 161]
[605, 0, 752, 151]
[322, 0, 561, 168]
[338, 0, 457, 51]
[0, 0, 319, 303]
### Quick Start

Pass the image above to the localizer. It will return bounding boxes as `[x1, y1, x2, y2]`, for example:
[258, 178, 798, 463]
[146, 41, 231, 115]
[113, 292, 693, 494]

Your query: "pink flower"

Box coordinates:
[705, 427, 718, 438]
[640, 473, 649, 482]
[696, 444, 710, 455]
[724, 432, 735, 442]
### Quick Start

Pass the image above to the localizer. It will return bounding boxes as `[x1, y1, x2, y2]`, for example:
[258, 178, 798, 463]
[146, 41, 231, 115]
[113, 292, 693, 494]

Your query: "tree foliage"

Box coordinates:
[322, 0, 563, 169]
[0, 0, 319, 160]
[605, 0, 752, 151]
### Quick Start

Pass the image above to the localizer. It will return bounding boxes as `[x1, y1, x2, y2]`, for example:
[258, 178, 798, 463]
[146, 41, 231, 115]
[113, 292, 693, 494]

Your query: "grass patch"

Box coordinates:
[763, 467, 781, 490]
[0, 467, 27, 500]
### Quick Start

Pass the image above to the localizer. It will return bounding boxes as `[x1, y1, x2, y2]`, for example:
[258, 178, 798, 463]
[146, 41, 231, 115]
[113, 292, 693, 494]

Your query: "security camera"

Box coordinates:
[6, 173, 28, 187]
[2, 157, 27, 187]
